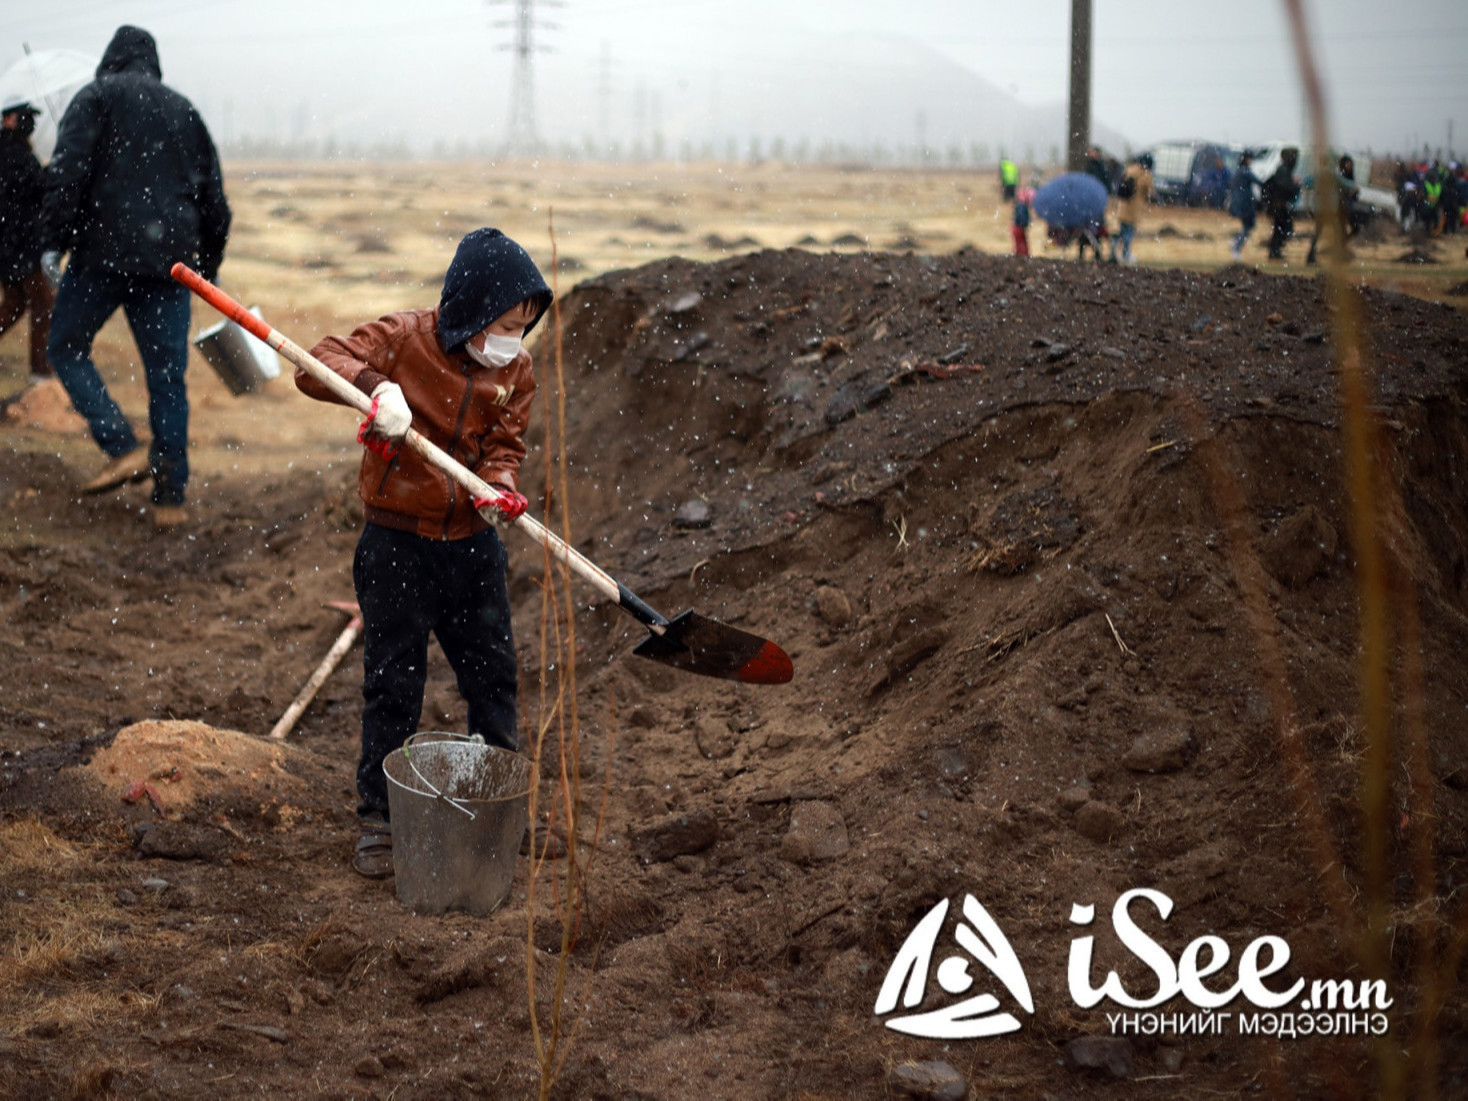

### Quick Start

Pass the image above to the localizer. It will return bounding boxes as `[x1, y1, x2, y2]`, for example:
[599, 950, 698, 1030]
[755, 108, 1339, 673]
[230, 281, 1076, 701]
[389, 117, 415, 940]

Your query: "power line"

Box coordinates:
[490, 0, 560, 155]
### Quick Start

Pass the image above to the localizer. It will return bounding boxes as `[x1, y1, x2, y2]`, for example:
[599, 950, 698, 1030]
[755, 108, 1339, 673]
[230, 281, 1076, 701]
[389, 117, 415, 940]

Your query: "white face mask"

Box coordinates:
[466, 332, 521, 368]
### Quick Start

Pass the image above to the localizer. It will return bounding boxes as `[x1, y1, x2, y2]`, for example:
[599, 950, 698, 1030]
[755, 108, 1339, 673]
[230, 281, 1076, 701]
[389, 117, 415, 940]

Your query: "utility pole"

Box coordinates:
[1067, 0, 1092, 171]
[492, 0, 559, 156]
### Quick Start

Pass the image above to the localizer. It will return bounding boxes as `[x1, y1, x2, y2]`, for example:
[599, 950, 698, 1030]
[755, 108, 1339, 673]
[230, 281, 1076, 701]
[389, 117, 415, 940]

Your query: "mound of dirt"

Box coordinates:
[1, 379, 87, 434]
[82, 719, 308, 814]
[2, 247, 1466, 1098]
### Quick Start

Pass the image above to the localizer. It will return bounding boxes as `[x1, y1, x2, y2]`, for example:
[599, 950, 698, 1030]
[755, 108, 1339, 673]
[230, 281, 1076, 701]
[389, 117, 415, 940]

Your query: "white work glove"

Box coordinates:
[40, 251, 63, 290]
[368, 381, 412, 441]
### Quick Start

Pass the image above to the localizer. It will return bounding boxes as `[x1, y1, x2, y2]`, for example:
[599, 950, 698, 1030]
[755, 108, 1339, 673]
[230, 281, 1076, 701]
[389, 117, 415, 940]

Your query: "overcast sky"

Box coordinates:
[6, 0, 1466, 157]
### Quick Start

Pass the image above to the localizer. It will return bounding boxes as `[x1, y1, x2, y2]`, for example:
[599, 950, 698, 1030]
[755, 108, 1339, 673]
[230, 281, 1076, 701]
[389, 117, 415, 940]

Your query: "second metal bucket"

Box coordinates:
[192, 306, 282, 395]
[383, 740, 531, 916]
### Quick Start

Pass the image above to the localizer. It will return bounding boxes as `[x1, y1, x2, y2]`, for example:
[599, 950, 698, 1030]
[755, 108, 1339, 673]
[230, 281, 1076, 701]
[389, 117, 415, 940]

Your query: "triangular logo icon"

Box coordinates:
[874, 894, 1034, 1039]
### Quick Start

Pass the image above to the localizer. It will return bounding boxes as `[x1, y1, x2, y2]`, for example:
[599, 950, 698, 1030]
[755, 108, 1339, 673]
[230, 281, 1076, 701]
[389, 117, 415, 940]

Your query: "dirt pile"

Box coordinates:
[1, 378, 88, 434]
[1, 248, 1466, 1098]
[82, 719, 309, 813]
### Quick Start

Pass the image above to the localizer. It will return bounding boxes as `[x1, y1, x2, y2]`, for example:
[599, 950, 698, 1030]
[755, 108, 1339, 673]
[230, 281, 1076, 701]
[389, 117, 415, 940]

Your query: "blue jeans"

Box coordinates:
[1233, 210, 1256, 253]
[48, 269, 192, 505]
[1112, 222, 1137, 261]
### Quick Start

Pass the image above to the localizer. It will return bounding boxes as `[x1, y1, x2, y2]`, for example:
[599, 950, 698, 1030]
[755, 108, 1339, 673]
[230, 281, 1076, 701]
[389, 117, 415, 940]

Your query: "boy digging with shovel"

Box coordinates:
[296, 228, 551, 878]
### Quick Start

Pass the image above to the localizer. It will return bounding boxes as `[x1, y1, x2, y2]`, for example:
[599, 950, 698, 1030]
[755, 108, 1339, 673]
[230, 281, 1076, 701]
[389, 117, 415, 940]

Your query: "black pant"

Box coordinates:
[353, 522, 518, 819]
[1268, 208, 1294, 257]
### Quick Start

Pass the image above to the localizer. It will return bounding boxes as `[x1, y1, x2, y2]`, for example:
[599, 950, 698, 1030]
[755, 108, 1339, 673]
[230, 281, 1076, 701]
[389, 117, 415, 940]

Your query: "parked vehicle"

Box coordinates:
[1144, 140, 1243, 207]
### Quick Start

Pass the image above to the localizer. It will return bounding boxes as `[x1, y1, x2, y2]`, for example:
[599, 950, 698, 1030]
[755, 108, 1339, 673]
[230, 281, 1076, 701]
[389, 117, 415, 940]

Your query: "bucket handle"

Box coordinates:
[403, 747, 478, 820]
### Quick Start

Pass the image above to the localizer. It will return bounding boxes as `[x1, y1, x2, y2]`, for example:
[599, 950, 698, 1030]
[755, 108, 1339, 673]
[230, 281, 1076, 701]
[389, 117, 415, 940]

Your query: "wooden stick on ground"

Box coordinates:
[269, 602, 363, 740]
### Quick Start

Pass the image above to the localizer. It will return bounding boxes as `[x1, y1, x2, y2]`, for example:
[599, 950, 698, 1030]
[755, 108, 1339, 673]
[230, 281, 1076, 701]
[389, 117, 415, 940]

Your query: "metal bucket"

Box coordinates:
[404, 730, 474, 750]
[383, 740, 530, 916]
[192, 306, 281, 395]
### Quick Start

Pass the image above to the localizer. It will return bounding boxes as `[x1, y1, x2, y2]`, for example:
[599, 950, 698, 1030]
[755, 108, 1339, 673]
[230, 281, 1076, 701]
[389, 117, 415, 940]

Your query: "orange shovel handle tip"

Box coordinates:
[171, 263, 274, 345]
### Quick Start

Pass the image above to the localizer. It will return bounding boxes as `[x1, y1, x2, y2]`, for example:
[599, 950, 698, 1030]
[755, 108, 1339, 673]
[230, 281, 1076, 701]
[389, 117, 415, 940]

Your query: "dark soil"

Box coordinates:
[2, 248, 1467, 1099]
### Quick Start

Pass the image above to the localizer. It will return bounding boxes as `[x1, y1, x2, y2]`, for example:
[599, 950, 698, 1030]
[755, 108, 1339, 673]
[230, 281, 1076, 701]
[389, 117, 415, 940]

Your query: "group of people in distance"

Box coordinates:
[1005, 144, 1387, 267]
[1395, 159, 1467, 236]
[1232, 147, 1373, 264]
[1006, 148, 1156, 264]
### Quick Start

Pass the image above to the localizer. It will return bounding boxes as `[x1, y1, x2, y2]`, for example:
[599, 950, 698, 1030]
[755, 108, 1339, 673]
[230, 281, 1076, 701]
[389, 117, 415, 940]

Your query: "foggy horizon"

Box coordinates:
[7, 0, 1466, 165]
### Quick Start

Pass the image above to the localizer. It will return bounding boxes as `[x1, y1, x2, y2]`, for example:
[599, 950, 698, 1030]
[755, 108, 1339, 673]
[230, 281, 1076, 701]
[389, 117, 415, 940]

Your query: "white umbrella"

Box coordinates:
[0, 47, 98, 165]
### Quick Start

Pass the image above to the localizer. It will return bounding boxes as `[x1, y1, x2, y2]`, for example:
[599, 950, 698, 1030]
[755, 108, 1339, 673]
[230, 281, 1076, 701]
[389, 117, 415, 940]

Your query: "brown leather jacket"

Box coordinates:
[300, 307, 535, 541]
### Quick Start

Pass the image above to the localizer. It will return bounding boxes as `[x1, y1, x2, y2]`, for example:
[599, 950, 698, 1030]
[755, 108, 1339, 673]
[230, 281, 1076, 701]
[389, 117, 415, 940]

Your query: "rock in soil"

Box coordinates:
[673, 498, 713, 528]
[132, 821, 230, 862]
[1058, 786, 1092, 814]
[1122, 729, 1194, 773]
[1266, 504, 1338, 588]
[1066, 1035, 1134, 1078]
[1074, 801, 1126, 842]
[813, 585, 853, 626]
[889, 1059, 968, 1100]
[631, 808, 719, 863]
[780, 800, 850, 864]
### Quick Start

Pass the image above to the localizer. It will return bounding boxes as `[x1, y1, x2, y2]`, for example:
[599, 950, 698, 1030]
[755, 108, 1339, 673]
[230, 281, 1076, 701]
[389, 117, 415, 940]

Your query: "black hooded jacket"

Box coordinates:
[40, 25, 230, 280]
[436, 228, 552, 351]
[0, 128, 44, 282]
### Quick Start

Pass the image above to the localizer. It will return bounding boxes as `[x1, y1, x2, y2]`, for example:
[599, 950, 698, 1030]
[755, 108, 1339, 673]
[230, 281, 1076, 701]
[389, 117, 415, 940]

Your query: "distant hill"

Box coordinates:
[539, 32, 1129, 163]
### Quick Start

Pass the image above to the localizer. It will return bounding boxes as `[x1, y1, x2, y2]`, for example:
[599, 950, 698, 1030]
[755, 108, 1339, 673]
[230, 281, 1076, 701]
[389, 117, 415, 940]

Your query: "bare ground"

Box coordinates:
[1, 181, 1467, 1099]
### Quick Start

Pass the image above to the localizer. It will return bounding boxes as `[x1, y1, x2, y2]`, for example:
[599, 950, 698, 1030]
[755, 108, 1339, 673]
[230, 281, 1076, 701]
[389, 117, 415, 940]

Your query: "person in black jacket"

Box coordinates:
[1261, 147, 1300, 260]
[0, 98, 53, 382]
[40, 25, 231, 529]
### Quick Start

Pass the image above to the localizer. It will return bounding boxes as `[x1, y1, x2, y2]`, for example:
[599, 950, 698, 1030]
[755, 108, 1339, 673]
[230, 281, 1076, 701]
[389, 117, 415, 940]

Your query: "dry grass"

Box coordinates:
[0, 818, 163, 1041]
[0, 816, 82, 872]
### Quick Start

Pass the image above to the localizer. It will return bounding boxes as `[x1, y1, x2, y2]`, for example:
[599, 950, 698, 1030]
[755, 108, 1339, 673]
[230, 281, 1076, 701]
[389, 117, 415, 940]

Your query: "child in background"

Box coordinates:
[1012, 188, 1032, 257]
[296, 228, 552, 878]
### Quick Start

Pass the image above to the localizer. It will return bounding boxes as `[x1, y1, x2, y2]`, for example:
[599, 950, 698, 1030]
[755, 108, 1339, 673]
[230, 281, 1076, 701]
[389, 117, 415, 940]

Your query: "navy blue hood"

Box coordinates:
[436, 228, 552, 352]
[98, 26, 161, 79]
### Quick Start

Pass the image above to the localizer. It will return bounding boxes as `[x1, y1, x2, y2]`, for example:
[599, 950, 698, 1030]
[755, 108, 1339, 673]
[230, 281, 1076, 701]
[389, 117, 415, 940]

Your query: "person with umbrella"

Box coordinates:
[0, 96, 52, 383]
[1032, 172, 1110, 262]
[39, 26, 230, 530]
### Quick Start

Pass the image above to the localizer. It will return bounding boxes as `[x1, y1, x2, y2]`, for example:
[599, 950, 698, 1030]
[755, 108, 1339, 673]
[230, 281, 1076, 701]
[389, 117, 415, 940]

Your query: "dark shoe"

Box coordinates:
[353, 816, 393, 879]
[521, 822, 568, 859]
[150, 504, 190, 531]
[82, 448, 151, 494]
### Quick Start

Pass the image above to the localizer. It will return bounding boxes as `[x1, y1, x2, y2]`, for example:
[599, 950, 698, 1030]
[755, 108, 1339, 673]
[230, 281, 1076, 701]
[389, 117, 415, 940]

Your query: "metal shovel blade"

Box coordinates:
[632, 610, 794, 685]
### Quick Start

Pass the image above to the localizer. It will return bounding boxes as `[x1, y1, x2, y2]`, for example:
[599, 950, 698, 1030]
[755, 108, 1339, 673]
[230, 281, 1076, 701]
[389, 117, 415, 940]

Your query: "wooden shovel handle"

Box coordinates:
[171, 263, 630, 611]
[268, 612, 362, 740]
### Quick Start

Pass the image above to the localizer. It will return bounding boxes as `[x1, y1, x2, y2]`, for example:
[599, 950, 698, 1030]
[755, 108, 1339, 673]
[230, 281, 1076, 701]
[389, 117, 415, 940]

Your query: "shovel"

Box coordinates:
[172, 264, 793, 686]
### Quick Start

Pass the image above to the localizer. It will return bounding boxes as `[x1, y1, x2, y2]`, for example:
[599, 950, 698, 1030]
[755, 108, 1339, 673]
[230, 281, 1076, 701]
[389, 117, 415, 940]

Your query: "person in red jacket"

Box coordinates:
[297, 228, 552, 878]
[1012, 188, 1032, 257]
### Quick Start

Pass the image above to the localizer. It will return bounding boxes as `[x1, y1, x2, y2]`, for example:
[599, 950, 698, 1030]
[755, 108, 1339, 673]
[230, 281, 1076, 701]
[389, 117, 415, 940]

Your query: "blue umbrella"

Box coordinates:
[1032, 173, 1109, 230]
